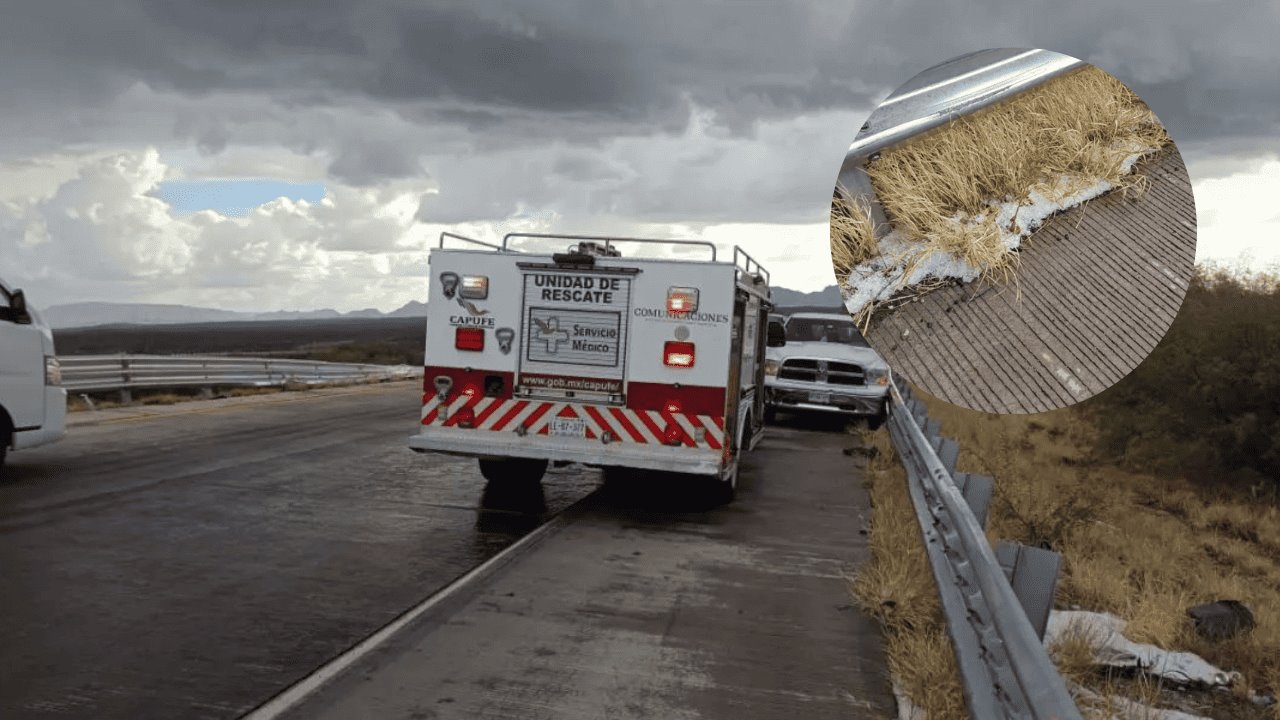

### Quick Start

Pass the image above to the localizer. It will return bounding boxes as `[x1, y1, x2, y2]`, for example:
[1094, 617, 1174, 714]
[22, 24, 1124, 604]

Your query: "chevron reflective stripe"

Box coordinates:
[420, 398, 724, 449]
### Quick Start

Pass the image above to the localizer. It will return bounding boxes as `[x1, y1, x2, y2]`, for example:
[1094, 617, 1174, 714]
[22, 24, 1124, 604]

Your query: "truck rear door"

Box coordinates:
[514, 263, 638, 411]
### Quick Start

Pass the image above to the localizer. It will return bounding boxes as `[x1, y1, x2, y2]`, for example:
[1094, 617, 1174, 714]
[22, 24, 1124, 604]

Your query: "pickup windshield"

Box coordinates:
[784, 318, 870, 347]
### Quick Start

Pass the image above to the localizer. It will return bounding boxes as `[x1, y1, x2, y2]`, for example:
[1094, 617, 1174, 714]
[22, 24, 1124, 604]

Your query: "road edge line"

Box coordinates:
[239, 486, 593, 717]
[240, 487, 598, 720]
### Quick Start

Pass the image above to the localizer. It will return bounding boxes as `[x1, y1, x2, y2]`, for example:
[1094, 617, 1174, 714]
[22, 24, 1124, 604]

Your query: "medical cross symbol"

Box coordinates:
[534, 316, 570, 353]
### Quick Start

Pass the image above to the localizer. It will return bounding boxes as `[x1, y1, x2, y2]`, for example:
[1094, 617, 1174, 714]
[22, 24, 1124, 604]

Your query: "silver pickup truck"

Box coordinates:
[763, 312, 890, 428]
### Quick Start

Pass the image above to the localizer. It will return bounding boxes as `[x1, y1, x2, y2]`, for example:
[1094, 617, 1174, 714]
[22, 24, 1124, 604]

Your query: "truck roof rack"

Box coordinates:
[502, 232, 718, 261]
[438, 232, 503, 250]
[733, 246, 770, 287]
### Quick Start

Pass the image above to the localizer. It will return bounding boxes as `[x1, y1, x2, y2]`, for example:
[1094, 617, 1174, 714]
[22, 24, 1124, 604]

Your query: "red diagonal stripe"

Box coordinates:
[661, 410, 696, 447]
[582, 405, 616, 441]
[472, 397, 507, 428]
[696, 415, 722, 450]
[442, 392, 484, 427]
[520, 402, 555, 432]
[609, 407, 646, 443]
[489, 400, 530, 432]
[636, 410, 666, 443]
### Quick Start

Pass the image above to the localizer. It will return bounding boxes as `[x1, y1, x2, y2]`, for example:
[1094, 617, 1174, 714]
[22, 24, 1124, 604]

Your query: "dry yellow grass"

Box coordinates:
[917, 392, 1280, 718]
[849, 426, 968, 719]
[829, 191, 878, 297]
[830, 64, 1171, 329]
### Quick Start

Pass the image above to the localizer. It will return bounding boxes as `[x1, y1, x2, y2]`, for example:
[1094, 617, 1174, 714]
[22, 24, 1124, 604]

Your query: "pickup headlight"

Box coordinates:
[45, 355, 62, 386]
[764, 359, 780, 376]
[867, 367, 889, 386]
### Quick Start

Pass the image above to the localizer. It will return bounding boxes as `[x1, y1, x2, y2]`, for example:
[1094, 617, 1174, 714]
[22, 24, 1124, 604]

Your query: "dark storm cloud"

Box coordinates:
[1, 1, 1278, 192]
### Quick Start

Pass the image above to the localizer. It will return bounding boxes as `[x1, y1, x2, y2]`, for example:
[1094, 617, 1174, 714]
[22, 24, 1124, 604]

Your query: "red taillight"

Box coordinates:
[455, 327, 485, 351]
[455, 406, 476, 428]
[663, 341, 695, 368]
[662, 423, 685, 446]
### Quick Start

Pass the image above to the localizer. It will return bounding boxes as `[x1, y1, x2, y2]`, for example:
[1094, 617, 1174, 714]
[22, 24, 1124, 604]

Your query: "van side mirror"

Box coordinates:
[4, 288, 32, 325]
[766, 320, 787, 347]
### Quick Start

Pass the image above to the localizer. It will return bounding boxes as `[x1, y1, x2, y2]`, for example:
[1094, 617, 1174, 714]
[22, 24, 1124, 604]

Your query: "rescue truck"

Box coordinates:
[409, 232, 773, 502]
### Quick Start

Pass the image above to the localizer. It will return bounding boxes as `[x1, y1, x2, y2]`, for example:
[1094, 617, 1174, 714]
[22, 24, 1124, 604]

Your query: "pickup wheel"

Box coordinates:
[865, 405, 887, 431]
[0, 427, 9, 476]
[478, 457, 548, 487]
[763, 405, 777, 424]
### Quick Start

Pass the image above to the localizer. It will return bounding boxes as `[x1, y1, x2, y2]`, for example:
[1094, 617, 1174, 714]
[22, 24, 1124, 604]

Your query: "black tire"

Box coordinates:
[0, 428, 9, 479]
[865, 410, 886, 431]
[478, 457, 548, 486]
[712, 464, 738, 505]
[763, 405, 777, 424]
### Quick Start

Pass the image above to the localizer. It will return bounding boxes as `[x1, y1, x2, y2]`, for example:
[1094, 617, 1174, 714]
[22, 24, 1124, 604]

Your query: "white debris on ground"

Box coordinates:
[891, 682, 926, 720]
[843, 145, 1156, 319]
[1071, 685, 1214, 720]
[1045, 610, 1241, 687]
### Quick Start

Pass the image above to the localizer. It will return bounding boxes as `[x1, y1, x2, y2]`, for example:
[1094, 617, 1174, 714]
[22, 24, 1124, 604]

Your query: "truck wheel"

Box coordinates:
[713, 464, 738, 505]
[764, 406, 777, 424]
[866, 410, 886, 431]
[478, 457, 548, 487]
[0, 428, 9, 477]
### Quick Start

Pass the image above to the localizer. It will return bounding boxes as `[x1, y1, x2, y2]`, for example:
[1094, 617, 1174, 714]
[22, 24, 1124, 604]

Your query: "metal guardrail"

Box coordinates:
[59, 354, 421, 395]
[885, 376, 1081, 720]
[837, 48, 1086, 233]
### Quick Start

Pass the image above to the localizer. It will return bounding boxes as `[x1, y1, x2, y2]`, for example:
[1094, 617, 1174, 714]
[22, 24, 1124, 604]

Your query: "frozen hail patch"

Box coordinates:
[843, 144, 1156, 319]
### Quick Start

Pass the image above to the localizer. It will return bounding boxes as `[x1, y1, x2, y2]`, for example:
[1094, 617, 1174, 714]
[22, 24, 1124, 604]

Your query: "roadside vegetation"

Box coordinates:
[852, 266, 1280, 719]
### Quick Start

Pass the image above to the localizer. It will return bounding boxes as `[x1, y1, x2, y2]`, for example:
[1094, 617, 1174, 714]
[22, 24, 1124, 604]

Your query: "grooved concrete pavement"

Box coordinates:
[281, 421, 895, 720]
[868, 145, 1197, 413]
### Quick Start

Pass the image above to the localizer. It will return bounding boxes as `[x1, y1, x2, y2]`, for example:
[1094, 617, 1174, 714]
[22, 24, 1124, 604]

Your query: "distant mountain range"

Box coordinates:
[41, 286, 839, 329]
[769, 285, 842, 309]
[42, 300, 429, 329]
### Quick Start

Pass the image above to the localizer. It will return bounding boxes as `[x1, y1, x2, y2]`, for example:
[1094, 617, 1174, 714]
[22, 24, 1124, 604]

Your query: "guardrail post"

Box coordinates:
[954, 472, 995, 528]
[120, 356, 132, 404]
[995, 542, 1063, 641]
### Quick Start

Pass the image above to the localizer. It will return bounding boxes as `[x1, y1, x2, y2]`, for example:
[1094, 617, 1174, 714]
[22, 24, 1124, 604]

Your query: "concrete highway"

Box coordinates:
[0, 382, 893, 718]
[0, 382, 597, 719]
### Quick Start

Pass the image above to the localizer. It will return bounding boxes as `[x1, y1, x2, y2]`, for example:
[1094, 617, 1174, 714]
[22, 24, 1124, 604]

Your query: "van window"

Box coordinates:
[0, 286, 14, 323]
[784, 318, 870, 347]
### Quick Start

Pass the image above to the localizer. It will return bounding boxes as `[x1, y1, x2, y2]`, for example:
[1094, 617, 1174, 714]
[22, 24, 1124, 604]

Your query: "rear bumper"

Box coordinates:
[12, 387, 67, 450]
[409, 427, 726, 477]
[765, 380, 887, 416]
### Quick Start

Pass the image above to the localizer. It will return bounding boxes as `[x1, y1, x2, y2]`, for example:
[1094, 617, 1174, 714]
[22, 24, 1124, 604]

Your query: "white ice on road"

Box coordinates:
[843, 146, 1155, 318]
[1045, 610, 1240, 687]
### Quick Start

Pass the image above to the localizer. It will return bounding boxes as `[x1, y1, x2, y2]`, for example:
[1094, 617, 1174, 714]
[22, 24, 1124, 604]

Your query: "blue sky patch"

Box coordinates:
[155, 179, 326, 216]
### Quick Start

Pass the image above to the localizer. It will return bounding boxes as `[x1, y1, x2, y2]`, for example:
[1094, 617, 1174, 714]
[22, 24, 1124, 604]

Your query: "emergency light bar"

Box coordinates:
[460, 275, 489, 299]
[667, 287, 698, 314]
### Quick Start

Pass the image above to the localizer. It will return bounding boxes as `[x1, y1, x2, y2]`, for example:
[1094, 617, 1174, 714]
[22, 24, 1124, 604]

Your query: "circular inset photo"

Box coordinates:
[831, 48, 1196, 414]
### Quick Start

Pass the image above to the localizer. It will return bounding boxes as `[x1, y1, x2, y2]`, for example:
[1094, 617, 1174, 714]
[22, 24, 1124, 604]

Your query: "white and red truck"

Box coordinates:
[409, 232, 773, 502]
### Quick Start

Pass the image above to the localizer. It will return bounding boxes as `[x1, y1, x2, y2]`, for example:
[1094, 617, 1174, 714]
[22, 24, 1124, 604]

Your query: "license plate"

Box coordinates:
[808, 391, 832, 404]
[549, 417, 587, 438]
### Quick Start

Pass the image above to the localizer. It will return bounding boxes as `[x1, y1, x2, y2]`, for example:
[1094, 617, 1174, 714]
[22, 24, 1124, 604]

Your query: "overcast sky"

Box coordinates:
[1, 1, 1277, 312]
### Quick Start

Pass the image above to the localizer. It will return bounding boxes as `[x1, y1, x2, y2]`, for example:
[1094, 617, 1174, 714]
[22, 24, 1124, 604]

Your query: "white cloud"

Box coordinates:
[1193, 159, 1280, 269]
[0, 147, 438, 313]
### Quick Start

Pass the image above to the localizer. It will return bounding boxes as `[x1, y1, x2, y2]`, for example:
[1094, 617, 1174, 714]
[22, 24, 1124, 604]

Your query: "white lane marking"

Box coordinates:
[239, 497, 591, 720]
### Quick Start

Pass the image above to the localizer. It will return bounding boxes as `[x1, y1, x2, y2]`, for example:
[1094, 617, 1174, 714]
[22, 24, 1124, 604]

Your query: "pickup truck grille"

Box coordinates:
[778, 359, 865, 386]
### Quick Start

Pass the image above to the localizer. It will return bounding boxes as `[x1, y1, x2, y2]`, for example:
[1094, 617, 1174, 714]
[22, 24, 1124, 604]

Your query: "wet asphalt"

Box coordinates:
[0, 382, 599, 719]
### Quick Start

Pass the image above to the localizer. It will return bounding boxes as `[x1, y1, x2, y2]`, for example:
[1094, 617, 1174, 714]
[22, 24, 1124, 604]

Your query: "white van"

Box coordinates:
[0, 277, 66, 473]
